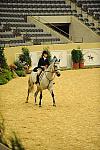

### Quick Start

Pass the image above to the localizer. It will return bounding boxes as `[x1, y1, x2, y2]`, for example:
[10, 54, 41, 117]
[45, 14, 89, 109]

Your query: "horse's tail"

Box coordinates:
[28, 75, 34, 93]
[26, 75, 34, 103]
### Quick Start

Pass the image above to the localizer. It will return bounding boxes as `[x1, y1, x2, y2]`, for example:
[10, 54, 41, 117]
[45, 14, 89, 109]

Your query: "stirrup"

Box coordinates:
[36, 75, 40, 84]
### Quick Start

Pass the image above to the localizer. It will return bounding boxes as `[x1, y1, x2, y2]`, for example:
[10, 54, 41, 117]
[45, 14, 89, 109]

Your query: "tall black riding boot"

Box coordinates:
[35, 75, 39, 84]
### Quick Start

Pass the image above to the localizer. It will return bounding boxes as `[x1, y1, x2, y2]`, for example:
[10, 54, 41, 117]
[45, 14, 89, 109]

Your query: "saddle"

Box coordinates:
[33, 66, 44, 72]
[33, 67, 44, 84]
[33, 67, 38, 72]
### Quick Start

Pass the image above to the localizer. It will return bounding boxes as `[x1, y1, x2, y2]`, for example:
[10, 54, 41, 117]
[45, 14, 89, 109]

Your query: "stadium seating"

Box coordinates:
[0, 0, 100, 46]
[76, 0, 100, 20]
[71, 0, 100, 35]
[0, 0, 70, 46]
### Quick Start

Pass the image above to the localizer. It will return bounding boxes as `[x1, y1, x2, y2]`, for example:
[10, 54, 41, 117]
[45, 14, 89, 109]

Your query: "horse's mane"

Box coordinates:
[46, 56, 59, 71]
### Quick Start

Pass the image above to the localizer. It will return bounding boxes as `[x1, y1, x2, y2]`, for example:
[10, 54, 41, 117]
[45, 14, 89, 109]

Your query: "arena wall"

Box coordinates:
[30, 48, 100, 69]
[4, 43, 100, 68]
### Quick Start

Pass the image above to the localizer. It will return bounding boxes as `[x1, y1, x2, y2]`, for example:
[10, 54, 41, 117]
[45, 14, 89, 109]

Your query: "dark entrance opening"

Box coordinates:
[46, 23, 70, 38]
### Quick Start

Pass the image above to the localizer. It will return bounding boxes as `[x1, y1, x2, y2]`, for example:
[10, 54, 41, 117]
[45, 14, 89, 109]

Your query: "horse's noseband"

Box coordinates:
[54, 65, 60, 77]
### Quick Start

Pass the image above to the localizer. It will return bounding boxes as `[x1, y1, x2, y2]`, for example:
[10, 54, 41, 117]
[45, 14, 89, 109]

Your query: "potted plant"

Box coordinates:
[79, 50, 84, 69]
[71, 49, 80, 69]
[19, 47, 31, 74]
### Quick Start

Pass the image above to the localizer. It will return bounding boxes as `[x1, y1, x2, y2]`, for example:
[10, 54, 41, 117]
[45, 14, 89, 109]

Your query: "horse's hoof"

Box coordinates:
[53, 104, 56, 107]
[25, 101, 28, 103]
[39, 105, 42, 107]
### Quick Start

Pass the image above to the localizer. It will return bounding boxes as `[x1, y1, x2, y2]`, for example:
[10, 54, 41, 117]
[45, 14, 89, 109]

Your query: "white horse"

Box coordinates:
[26, 57, 61, 107]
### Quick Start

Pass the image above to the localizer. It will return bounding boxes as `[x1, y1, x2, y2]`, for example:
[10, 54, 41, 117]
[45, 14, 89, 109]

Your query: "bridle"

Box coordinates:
[44, 64, 59, 82]
[44, 70, 55, 82]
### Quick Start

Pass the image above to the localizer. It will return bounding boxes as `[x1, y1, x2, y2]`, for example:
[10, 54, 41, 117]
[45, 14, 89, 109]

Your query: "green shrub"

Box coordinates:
[0, 114, 9, 147]
[9, 132, 25, 150]
[14, 60, 24, 70]
[0, 46, 14, 85]
[71, 49, 80, 63]
[78, 50, 84, 62]
[0, 69, 14, 85]
[0, 114, 25, 149]
[15, 70, 26, 77]
[2, 69, 13, 81]
[0, 46, 9, 69]
[0, 75, 8, 85]
[19, 47, 31, 66]
[14, 60, 26, 77]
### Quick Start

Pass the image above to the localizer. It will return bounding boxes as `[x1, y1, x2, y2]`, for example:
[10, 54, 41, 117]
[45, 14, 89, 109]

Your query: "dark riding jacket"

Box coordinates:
[38, 57, 50, 68]
[33, 57, 50, 72]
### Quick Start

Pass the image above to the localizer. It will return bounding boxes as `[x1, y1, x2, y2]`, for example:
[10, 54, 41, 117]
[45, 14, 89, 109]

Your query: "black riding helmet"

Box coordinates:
[42, 50, 48, 57]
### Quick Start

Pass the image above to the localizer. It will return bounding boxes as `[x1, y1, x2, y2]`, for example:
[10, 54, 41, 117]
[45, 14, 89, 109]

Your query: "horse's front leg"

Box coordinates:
[34, 90, 39, 105]
[39, 91, 42, 107]
[26, 89, 30, 103]
[49, 89, 56, 107]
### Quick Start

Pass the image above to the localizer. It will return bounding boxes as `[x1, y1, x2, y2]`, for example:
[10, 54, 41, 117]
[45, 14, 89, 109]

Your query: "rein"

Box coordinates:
[39, 63, 59, 88]
[44, 70, 55, 82]
[44, 68, 60, 73]
[44, 65, 59, 82]
[44, 70, 55, 89]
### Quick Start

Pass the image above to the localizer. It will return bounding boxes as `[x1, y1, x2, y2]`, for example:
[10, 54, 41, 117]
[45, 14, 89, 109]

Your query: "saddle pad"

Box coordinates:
[33, 67, 38, 72]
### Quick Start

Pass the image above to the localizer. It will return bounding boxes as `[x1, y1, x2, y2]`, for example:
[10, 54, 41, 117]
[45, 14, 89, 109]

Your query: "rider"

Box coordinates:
[35, 50, 50, 84]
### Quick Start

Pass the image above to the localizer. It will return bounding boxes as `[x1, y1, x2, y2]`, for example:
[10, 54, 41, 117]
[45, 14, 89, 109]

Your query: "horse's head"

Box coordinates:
[53, 63, 61, 77]
[50, 56, 61, 77]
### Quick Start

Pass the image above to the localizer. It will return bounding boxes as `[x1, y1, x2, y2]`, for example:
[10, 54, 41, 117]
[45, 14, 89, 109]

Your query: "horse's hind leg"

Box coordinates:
[39, 91, 42, 107]
[26, 89, 30, 103]
[34, 90, 39, 104]
[26, 77, 34, 103]
[49, 90, 56, 107]
[52, 91, 56, 107]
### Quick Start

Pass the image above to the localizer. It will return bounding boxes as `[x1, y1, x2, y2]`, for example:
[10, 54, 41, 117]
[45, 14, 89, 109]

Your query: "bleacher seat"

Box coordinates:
[0, 0, 71, 46]
[76, 0, 100, 20]
[0, 0, 99, 46]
